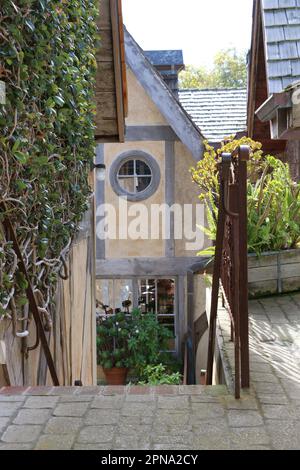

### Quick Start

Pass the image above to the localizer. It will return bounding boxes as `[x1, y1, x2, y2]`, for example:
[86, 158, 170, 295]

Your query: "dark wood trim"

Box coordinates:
[110, 0, 125, 143]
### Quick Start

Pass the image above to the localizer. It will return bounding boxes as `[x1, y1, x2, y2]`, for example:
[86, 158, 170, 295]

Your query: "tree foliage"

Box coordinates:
[0, 1, 98, 327]
[179, 48, 247, 89]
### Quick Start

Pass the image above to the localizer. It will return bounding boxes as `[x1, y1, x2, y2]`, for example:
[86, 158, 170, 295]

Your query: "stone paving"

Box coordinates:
[0, 294, 299, 450]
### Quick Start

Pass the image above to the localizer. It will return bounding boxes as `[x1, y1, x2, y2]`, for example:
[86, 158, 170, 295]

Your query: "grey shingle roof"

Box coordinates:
[179, 88, 247, 143]
[144, 50, 184, 67]
[261, 0, 300, 93]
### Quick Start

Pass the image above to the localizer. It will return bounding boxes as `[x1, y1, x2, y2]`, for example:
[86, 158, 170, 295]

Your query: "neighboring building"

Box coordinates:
[248, 0, 300, 178]
[179, 88, 247, 146]
[95, 29, 208, 360]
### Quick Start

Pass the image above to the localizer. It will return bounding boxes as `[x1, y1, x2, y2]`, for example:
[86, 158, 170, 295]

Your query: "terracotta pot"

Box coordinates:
[103, 367, 128, 385]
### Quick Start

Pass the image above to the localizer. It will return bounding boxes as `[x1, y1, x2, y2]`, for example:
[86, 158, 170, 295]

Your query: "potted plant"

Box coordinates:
[191, 137, 300, 298]
[96, 311, 131, 385]
[96, 309, 175, 385]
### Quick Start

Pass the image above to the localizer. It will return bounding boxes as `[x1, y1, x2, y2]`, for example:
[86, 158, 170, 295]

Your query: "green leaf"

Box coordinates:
[53, 96, 65, 107]
[13, 151, 28, 164]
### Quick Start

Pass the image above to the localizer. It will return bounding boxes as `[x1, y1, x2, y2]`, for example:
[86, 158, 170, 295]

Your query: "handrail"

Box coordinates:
[206, 146, 250, 399]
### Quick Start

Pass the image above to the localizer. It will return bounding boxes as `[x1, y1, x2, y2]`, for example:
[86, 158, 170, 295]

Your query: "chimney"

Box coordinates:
[144, 50, 184, 99]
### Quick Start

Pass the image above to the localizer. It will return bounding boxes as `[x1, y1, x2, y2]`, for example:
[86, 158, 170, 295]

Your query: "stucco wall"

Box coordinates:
[104, 140, 165, 258]
[125, 68, 168, 126]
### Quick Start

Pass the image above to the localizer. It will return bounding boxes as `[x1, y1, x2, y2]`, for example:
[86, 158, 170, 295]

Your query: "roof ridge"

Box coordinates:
[179, 87, 247, 92]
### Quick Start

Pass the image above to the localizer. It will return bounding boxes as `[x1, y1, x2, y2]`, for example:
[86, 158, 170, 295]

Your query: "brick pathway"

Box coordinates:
[0, 294, 299, 450]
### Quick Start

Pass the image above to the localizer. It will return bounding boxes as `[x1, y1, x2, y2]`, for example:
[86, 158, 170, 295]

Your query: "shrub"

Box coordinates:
[138, 364, 181, 386]
[191, 137, 300, 255]
[96, 309, 174, 373]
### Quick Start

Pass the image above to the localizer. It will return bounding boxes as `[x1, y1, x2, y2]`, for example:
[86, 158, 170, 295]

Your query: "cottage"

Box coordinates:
[95, 28, 207, 363]
[248, 0, 300, 178]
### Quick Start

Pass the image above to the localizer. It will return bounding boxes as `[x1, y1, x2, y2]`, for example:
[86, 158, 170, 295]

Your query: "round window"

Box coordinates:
[118, 159, 152, 194]
[110, 151, 160, 201]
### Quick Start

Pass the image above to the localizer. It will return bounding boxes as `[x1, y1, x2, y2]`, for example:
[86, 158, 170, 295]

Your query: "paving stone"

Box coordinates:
[35, 434, 75, 450]
[0, 396, 25, 402]
[59, 395, 94, 403]
[121, 403, 155, 417]
[25, 387, 53, 396]
[190, 403, 225, 421]
[261, 404, 296, 420]
[190, 395, 221, 404]
[0, 402, 22, 417]
[266, 420, 300, 450]
[257, 395, 289, 405]
[192, 418, 229, 435]
[178, 386, 206, 395]
[193, 435, 231, 450]
[250, 363, 273, 373]
[77, 426, 115, 444]
[49, 387, 79, 395]
[53, 402, 89, 417]
[91, 396, 124, 409]
[84, 409, 120, 425]
[76, 387, 102, 395]
[157, 396, 189, 410]
[44, 417, 82, 435]
[0, 417, 10, 432]
[152, 386, 179, 395]
[229, 427, 270, 446]
[253, 382, 285, 395]
[13, 409, 50, 425]
[115, 436, 151, 450]
[1, 425, 42, 443]
[24, 396, 59, 409]
[127, 386, 151, 395]
[125, 394, 156, 402]
[73, 443, 112, 450]
[154, 412, 189, 426]
[153, 444, 191, 450]
[0, 443, 33, 450]
[152, 433, 194, 446]
[224, 396, 259, 410]
[251, 372, 280, 383]
[117, 424, 152, 437]
[228, 410, 264, 427]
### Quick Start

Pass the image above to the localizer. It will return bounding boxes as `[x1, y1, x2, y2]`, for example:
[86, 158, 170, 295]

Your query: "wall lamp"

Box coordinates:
[92, 163, 106, 182]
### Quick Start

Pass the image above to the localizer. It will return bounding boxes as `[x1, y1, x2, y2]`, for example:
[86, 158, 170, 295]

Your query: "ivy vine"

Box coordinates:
[0, 0, 98, 332]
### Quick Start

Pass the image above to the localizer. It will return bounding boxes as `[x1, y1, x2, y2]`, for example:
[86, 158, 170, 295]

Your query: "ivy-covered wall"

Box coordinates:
[0, 1, 98, 322]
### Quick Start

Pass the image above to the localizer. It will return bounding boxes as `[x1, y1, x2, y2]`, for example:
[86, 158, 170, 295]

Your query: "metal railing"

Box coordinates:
[206, 146, 250, 399]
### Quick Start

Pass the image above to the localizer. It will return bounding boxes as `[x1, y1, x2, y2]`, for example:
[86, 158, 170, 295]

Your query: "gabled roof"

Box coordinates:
[124, 28, 204, 160]
[179, 88, 247, 143]
[260, 0, 300, 93]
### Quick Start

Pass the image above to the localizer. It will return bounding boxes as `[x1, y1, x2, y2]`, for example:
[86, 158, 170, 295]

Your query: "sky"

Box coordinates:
[122, 0, 254, 68]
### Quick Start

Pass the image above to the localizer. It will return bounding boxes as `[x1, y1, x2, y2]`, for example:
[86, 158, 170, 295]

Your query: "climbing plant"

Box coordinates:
[0, 0, 98, 330]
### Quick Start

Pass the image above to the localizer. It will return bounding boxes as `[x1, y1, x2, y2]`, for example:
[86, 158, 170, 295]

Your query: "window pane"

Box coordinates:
[136, 160, 151, 175]
[96, 279, 114, 315]
[157, 279, 175, 315]
[138, 279, 156, 313]
[119, 160, 134, 176]
[114, 279, 133, 313]
[118, 177, 135, 193]
[137, 176, 151, 192]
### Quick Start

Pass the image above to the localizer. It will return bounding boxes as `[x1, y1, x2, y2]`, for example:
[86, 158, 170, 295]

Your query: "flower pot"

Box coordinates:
[103, 367, 128, 385]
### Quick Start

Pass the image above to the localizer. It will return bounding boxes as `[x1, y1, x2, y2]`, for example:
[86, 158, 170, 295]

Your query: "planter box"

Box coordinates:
[248, 249, 300, 298]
